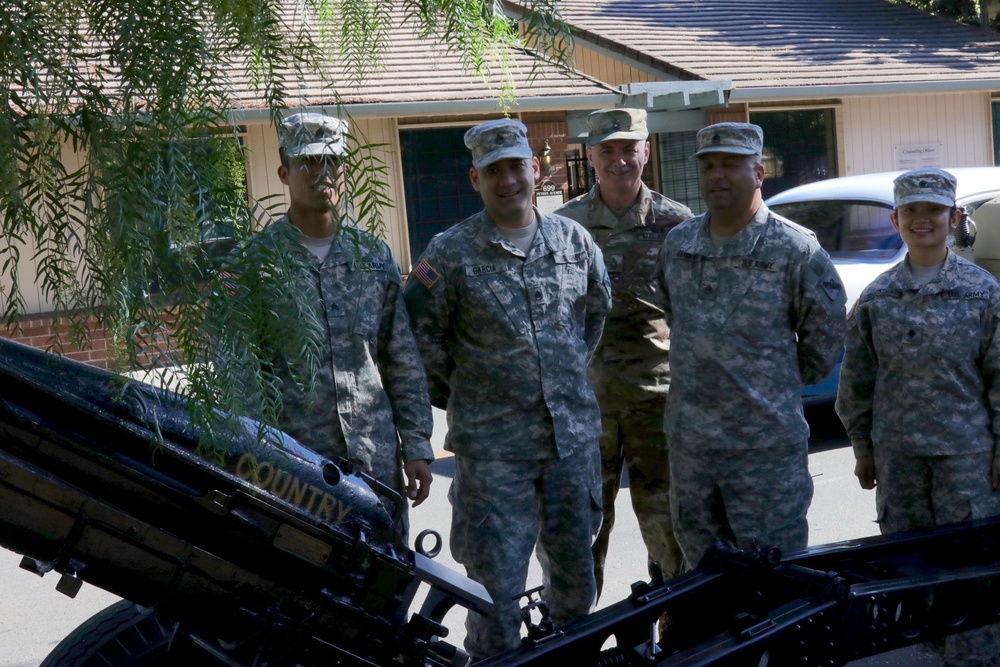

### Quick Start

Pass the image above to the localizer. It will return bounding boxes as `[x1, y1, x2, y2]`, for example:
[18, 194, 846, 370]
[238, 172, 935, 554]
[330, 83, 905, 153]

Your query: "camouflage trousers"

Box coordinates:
[448, 446, 602, 660]
[669, 444, 813, 567]
[592, 395, 683, 598]
[874, 448, 1000, 667]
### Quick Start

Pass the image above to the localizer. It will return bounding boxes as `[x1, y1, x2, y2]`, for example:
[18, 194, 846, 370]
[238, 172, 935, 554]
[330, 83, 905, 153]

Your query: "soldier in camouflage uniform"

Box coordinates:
[222, 113, 435, 526]
[556, 108, 692, 595]
[837, 168, 1000, 667]
[657, 122, 846, 567]
[402, 118, 611, 659]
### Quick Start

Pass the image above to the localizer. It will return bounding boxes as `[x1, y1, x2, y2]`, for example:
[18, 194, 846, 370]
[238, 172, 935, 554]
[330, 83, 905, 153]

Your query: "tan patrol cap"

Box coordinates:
[279, 113, 348, 158]
[691, 122, 763, 158]
[893, 168, 957, 208]
[586, 108, 649, 145]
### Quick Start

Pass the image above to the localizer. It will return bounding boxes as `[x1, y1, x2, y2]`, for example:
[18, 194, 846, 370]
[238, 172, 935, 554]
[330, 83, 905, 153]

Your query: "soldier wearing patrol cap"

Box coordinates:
[215, 112, 435, 535]
[838, 167, 1000, 666]
[656, 122, 846, 566]
[556, 108, 692, 596]
[403, 117, 611, 659]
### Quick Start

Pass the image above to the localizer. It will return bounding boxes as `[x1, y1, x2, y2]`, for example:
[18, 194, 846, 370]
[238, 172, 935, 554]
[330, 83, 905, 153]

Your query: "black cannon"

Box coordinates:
[4, 336, 1000, 666]
[0, 337, 489, 666]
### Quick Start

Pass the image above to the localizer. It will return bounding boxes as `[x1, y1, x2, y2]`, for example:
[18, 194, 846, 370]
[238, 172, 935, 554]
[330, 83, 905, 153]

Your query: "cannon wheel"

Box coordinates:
[41, 600, 176, 667]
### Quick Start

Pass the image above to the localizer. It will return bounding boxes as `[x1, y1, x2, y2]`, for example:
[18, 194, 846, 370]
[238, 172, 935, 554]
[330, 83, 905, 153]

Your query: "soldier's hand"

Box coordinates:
[854, 455, 876, 490]
[991, 456, 1000, 490]
[403, 459, 433, 507]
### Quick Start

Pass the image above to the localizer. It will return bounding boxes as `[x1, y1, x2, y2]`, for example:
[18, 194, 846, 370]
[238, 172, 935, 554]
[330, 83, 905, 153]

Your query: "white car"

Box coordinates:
[765, 167, 1000, 405]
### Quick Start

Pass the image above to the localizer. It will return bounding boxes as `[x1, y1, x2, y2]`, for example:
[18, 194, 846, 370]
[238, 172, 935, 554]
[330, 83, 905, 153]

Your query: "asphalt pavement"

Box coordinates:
[0, 405, 935, 665]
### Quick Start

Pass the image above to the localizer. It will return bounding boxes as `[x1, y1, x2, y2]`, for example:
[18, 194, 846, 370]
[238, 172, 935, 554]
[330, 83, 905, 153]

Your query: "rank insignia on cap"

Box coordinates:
[412, 259, 441, 289]
[892, 168, 957, 208]
[690, 122, 764, 158]
[585, 108, 649, 145]
[465, 119, 533, 169]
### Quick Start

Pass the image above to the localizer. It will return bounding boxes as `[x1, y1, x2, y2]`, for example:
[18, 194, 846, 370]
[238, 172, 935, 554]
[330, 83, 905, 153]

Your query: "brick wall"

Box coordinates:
[2, 313, 114, 369]
[524, 113, 571, 199]
[2, 312, 181, 371]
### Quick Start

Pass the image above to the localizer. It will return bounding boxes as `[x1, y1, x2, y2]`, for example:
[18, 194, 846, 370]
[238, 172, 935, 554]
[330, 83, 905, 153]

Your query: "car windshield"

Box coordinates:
[770, 200, 901, 260]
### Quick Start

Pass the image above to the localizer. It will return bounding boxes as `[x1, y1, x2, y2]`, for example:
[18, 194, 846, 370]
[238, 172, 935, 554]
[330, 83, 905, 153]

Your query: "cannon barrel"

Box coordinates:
[12, 333, 1000, 667]
[0, 337, 489, 666]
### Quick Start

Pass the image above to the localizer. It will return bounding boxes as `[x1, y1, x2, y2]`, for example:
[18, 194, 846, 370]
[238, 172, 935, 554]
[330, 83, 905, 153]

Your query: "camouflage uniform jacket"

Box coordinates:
[403, 208, 612, 461]
[836, 251, 1000, 460]
[233, 217, 434, 478]
[658, 205, 846, 451]
[557, 183, 692, 398]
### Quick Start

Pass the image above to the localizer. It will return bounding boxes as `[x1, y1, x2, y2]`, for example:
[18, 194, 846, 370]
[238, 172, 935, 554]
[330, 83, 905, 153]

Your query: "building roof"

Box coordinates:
[515, 0, 1000, 98]
[226, 3, 622, 117]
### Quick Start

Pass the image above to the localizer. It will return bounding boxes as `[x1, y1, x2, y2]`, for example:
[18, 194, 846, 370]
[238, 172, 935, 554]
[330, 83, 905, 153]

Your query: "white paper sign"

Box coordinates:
[893, 143, 943, 170]
[534, 191, 566, 214]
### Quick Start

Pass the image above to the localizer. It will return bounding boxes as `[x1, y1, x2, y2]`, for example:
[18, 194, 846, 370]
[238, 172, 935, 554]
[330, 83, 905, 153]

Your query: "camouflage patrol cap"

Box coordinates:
[586, 108, 649, 145]
[691, 122, 764, 158]
[893, 168, 957, 208]
[464, 118, 533, 170]
[279, 113, 348, 158]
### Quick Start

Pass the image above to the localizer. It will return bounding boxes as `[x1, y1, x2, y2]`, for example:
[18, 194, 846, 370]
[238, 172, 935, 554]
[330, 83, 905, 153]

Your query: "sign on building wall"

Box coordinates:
[893, 143, 943, 170]
[534, 181, 566, 214]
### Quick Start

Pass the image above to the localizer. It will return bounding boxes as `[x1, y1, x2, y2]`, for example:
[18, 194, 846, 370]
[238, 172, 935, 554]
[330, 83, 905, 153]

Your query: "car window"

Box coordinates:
[770, 200, 900, 260]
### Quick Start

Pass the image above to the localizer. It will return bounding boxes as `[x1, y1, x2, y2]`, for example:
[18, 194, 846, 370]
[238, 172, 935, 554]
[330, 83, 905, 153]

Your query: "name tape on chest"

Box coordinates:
[737, 258, 777, 272]
[351, 260, 388, 272]
[870, 288, 989, 301]
[465, 263, 505, 276]
[673, 251, 778, 273]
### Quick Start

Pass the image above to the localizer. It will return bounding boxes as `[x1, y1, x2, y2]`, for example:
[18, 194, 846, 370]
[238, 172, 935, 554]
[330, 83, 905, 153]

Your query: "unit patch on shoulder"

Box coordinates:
[412, 259, 441, 289]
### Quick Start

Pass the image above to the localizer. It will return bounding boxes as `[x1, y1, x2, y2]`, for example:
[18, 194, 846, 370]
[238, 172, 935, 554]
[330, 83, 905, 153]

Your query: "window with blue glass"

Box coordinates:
[750, 108, 839, 201]
[400, 127, 484, 264]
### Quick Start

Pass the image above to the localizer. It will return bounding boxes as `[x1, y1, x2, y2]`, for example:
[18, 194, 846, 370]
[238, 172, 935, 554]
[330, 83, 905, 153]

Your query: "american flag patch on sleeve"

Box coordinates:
[412, 259, 441, 289]
[218, 270, 240, 297]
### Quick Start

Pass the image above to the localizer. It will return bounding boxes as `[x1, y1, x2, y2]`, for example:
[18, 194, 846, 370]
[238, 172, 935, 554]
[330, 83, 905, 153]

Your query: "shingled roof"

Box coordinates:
[514, 0, 1000, 96]
[226, 3, 621, 115]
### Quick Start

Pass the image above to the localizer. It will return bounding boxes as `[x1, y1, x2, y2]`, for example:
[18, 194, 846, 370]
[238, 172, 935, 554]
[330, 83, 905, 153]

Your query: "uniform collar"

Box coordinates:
[894, 249, 962, 292]
[270, 215, 367, 266]
[482, 207, 560, 257]
[679, 205, 770, 257]
[586, 182, 653, 231]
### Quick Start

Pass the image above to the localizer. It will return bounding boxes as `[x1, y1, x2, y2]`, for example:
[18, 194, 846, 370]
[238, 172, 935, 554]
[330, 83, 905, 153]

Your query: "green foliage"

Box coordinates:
[891, 0, 997, 30]
[0, 0, 573, 453]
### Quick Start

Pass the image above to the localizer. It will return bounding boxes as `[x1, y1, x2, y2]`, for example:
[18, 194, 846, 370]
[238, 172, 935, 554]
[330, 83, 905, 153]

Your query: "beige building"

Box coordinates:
[6, 0, 1000, 365]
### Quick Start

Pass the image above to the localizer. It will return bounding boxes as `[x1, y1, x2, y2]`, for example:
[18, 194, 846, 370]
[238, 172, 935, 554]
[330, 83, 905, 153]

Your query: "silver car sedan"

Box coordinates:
[765, 166, 1000, 405]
